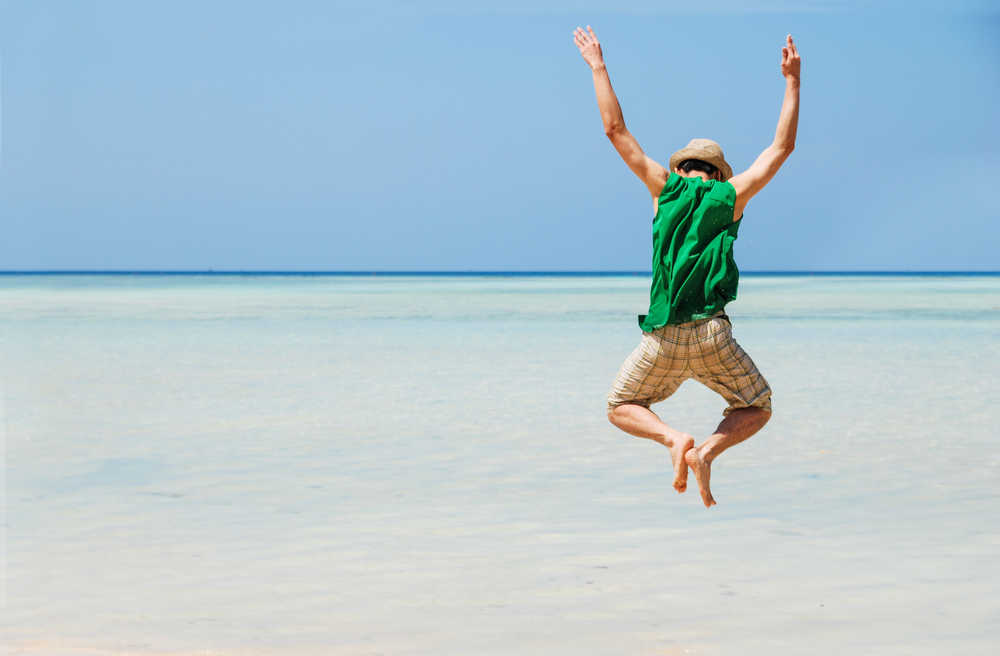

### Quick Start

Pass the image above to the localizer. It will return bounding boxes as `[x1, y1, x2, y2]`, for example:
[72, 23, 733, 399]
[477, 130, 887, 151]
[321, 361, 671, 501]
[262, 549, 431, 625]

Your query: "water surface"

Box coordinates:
[1, 274, 998, 655]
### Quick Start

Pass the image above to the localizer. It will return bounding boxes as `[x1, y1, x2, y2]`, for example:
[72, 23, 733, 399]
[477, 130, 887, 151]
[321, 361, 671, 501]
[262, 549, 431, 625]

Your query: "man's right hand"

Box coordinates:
[730, 35, 801, 220]
[574, 26, 605, 70]
[781, 35, 801, 82]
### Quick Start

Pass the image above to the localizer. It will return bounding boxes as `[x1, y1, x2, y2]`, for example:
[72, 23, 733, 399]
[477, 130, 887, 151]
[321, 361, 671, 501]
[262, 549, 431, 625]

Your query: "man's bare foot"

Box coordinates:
[668, 434, 695, 493]
[604, 405, 696, 494]
[685, 447, 716, 507]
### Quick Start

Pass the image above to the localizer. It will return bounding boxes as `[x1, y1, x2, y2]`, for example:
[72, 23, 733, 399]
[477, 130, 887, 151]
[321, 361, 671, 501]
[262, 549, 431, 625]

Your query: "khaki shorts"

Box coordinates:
[607, 312, 772, 416]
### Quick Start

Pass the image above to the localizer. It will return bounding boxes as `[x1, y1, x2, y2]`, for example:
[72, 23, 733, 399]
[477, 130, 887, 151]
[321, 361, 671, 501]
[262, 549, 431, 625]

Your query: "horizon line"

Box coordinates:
[1, 270, 998, 277]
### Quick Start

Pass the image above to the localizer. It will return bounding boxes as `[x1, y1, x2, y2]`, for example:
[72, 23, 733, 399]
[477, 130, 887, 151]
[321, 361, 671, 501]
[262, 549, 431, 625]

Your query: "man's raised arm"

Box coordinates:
[574, 26, 667, 199]
[730, 35, 801, 219]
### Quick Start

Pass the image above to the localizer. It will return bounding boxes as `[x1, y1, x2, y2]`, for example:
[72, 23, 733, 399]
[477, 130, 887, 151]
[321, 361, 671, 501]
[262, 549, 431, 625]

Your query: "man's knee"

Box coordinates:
[744, 406, 772, 432]
[607, 405, 622, 425]
[607, 403, 633, 428]
[607, 402, 648, 428]
[724, 404, 771, 423]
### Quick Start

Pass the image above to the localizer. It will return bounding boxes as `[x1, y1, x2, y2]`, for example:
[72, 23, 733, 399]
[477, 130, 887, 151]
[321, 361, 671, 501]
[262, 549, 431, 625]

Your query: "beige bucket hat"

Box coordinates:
[669, 138, 733, 181]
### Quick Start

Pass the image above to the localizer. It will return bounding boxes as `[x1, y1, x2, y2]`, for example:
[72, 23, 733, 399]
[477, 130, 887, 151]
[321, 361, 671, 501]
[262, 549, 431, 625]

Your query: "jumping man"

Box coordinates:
[574, 27, 801, 507]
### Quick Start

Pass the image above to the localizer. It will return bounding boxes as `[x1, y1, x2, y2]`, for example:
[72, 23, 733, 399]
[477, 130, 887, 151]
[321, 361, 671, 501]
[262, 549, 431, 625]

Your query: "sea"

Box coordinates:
[1, 273, 998, 656]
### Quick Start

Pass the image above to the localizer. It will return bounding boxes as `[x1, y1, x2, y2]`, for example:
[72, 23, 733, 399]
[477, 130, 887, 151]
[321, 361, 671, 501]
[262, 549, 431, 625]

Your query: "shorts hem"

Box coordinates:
[606, 398, 651, 414]
[722, 400, 772, 417]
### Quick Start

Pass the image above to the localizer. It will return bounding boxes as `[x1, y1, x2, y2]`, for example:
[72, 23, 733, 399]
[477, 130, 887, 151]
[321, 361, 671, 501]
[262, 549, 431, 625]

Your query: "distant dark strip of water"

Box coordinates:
[0, 271, 998, 277]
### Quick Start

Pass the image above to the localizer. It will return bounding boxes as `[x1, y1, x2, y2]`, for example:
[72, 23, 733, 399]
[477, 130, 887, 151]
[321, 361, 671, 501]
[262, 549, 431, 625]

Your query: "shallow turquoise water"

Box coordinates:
[1, 275, 998, 655]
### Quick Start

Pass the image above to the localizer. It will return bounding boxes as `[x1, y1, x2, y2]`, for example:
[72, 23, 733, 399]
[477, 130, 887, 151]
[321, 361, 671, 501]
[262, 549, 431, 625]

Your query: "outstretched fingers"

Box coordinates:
[574, 26, 597, 46]
[780, 33, 800, 79]
[573, 25, 604, 67]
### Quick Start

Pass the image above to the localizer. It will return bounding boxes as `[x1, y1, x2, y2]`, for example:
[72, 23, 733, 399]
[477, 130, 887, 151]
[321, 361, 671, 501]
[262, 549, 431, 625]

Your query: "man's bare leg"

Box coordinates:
[608, 404, 695, 493]
[685, 407, 771, 508]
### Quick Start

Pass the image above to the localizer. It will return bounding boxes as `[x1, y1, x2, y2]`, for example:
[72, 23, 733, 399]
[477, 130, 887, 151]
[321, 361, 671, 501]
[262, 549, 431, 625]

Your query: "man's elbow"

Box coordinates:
[778, 139, 795, 154]
[604, 122, 625, 138]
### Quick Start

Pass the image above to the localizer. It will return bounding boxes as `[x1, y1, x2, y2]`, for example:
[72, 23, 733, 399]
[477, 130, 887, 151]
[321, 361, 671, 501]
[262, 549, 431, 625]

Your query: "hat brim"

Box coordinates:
[669, 148, 734, 181]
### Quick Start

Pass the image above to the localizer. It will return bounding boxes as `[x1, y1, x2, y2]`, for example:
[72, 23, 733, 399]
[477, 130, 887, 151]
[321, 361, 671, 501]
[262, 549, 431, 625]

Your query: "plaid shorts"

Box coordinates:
[607, 312, 772, 416]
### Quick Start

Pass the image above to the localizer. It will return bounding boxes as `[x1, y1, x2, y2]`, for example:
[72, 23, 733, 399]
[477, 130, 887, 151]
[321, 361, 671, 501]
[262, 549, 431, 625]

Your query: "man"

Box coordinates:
[573, 26, 800, 508]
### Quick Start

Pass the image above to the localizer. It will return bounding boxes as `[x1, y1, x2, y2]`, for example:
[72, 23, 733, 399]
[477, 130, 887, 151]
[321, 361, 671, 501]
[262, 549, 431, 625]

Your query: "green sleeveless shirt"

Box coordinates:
[639, 173, 741, 330]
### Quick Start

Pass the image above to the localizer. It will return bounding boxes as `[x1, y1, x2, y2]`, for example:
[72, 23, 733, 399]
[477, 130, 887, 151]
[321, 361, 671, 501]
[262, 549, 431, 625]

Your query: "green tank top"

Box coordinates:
[639, 173, 741, 330]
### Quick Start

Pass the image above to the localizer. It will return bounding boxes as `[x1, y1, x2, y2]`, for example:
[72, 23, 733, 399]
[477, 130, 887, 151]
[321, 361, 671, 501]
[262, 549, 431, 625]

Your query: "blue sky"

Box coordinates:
[2, 0, 998, 271]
